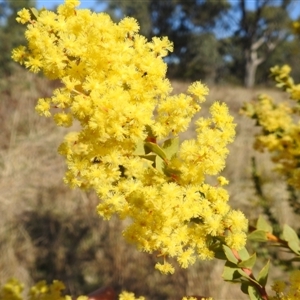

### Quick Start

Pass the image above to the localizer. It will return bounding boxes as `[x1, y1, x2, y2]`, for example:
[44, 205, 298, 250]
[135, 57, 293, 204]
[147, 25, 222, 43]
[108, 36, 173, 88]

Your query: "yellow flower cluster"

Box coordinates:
[0, 279, 147, 300]
[1, 278, 213, 300]
[0, 279, 87, 300]
[242, 64, 300, 189]
[270, 270, 300, 300]
[119, 291, 145, 300]
[182, 298, 213, 300]
[12, 0, 248, 272]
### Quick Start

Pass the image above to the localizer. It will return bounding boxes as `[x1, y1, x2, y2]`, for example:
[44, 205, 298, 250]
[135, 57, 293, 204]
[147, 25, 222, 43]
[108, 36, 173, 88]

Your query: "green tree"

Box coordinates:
[103, 0, 230, 81]
[180, 32, 222, 82]
[255, 37, 300, 85]
[230, 0, 293, 88]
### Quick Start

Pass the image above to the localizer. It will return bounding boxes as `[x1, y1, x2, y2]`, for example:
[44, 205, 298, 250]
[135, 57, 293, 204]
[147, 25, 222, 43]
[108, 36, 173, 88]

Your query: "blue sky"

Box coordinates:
[37, 0, 300, 19]
[37, 0, 105, 10]
[36, 0, 300, 40]
[37, 0, 105, 11]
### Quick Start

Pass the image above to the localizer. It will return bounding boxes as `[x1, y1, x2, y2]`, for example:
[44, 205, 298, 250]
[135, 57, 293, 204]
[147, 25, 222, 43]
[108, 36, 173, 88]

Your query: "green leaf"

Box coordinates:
[282, 225, 300, 254]
[155, 155, 165, 174]
[282, 224, 299, 242]
[248, 230, 268, 242]
[248, 285, 263, 300]
[287, 240, 300, 255]
[139, 154, 166, 174]
[241, 282, 250, 295]
[163, 166, 182, 178]
[213, 249, 227, 261]
[30, 8, 39, 19]
[133, 139, 146, 155]
[211, 243, 227, 260]
[161, 137, 179, 160]
[145, 125, 155, 138]
[256, 215, 273, 233]
[241, 282, 262, 299]
[237, 269, 253, 282]
[238, 253, 257, 269]
[238, 247, 250, 260]
[223, 245, 238, 264]
[222, 261, 241, 281]
[139, 154, 156, 167]
[145, 142, 167, 161]
[257, 260, 270, 287]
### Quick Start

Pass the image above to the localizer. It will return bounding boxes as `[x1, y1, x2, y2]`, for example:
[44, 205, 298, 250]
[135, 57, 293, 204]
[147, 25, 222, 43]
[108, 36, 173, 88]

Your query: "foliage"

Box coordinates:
[103, 0, 298, 86]
[104, 0, 229, 81]
[229, 0, 293, 88]
[254, 38, 300, 85]
[180, 32, 222, 82]
[104, 0, 230, 37]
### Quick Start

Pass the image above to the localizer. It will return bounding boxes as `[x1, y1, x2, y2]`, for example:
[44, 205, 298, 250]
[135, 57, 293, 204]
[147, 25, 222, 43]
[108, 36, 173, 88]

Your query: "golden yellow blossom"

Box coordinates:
[12, 0, 247, 271]
[242, 63, 300, 189]
[16, 8, 31, 24]
[0, 279, 88, 300]
[270, 270, 300, 300]
[119, 291, 145, 300]
[155, 261, 175, 275]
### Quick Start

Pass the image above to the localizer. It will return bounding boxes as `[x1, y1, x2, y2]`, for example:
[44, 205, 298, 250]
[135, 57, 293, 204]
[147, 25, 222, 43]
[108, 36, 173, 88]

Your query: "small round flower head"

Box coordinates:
[218, 176, 229, 186]
[119, 291, 145, 300]
[182, 298, 213, 300]
[57, 0, 80, 16]
[16, 8, 31, 24]
[150, 36, 174, 57]
[155, 261, 175, 275]
[119, 17, 140, 35]
[35, 98, 51, 117]
[188, 81, 209, 103]
[0, 278, 24, 300]
[65, 0, 80, 7]
[11, 46, 27, 64]
[224, 210, 248, 233]
[225, 231, 247, 250]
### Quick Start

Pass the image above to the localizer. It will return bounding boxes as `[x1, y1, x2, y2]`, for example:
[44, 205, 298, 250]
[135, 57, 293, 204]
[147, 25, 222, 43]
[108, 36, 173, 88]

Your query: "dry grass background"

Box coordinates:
[0, 72, 298, 299]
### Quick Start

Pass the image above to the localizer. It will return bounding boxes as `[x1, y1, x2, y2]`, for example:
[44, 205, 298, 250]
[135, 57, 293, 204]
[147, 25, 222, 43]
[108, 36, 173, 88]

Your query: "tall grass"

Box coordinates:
[0, 73, 295, 299]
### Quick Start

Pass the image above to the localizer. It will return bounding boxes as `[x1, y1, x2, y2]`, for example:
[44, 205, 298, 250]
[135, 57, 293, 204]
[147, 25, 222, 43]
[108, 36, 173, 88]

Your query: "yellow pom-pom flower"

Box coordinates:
[12, 0, 247, 272]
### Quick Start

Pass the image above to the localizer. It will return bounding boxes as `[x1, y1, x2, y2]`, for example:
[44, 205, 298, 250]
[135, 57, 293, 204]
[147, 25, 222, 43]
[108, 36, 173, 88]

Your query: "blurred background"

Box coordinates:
[1, 0, 300, 299]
